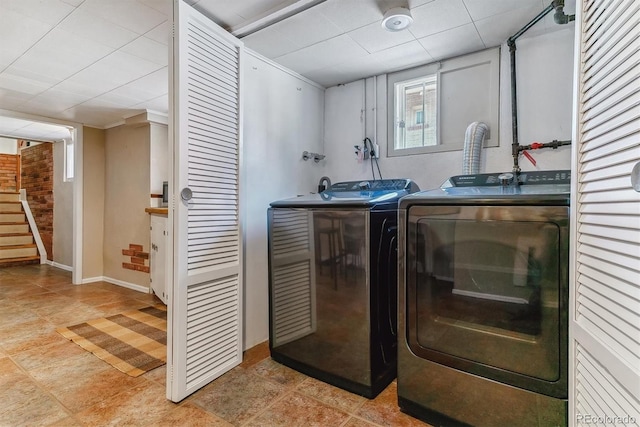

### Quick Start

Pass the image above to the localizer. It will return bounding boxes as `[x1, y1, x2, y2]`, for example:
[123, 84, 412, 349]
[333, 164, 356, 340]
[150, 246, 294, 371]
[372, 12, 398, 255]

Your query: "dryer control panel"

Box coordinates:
[446, 170, 570, 187]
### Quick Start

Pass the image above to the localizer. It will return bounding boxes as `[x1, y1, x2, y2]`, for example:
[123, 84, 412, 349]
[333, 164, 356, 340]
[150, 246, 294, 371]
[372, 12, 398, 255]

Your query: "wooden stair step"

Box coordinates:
[0, 213, 26, 222]
[0, 222, 30, 233]
[0, 255, 40, 266]
[0, 233, 34, 246]
[0, 243, 38, 259]
[0, 202, 23, 212]
[0, 192, 20, 202]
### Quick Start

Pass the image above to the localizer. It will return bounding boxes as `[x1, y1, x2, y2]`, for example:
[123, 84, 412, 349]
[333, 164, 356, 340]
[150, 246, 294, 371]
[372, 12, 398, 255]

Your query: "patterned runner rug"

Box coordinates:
[56, 306, 167, 377]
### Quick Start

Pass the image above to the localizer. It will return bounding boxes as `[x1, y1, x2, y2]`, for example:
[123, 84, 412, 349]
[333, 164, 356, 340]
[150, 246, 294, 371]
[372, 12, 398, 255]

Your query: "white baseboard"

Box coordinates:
[46, 260, 73, 271]
[82, 275, 150, 294]
[81, 276, 105, 284]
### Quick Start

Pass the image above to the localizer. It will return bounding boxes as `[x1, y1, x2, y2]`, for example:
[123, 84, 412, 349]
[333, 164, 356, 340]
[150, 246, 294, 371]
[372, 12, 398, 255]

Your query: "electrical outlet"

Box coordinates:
[371, 142, 380, 158]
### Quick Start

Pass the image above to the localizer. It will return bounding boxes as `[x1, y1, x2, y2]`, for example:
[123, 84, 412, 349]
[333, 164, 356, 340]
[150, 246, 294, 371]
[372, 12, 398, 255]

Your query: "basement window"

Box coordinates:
[394, 74, 438, 150]
[64, 139, 74, 182]
[388, 47, 500, 157]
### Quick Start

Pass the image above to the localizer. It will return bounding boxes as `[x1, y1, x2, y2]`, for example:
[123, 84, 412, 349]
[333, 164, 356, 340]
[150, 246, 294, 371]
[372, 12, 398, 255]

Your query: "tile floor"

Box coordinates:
[0, 265, 429, 427]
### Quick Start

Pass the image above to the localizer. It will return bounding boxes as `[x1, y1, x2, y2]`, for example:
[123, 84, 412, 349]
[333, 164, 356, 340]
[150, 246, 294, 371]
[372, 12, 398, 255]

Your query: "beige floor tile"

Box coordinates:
[53, 368, 146, 413]
[248, 357, 307, 387]
[0, 303, 41, 328]
[149, 402, 234, 427]
[356, 382, 428, 427]
[0, 318, 67, 355]
[245, 391, 350, 427]
[42, 302, 107, 326]
[0, 364, 70, 426]
[296, 377, 366, 414]
[29, 352, 111, 392]
[12, 340, 87, 371]
[74, 381, 177, 427]
[143, 364, 167, 386]
[191, 367, 286, 425]
[344, 416, 385, 427]
[92, 299, 156, 316]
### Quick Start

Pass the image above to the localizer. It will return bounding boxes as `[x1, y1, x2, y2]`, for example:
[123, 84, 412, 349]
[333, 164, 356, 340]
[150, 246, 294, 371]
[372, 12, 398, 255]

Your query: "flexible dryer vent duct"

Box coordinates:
[462, 122, 489, 175]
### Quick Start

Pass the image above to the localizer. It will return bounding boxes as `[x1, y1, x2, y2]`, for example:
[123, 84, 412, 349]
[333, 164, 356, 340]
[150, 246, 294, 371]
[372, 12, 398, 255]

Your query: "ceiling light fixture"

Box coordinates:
[381, 7, 413, 32]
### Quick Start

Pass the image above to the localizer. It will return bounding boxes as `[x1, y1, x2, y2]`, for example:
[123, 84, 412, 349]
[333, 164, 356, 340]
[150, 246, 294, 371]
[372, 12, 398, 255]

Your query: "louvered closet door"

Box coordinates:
[571, 1, 640, 425]
[168, 0, 243, 402]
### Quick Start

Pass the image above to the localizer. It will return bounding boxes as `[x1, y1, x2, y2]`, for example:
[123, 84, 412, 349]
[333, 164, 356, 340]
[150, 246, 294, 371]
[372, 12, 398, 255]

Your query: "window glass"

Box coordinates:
[64, 139, 74, 182]
[394, 75, 437, 150]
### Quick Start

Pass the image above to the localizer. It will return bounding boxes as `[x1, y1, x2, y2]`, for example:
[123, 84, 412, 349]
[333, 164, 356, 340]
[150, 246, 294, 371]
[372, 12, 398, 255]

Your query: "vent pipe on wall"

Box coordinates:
[507, 0, 574, 173]
[462, 122, 489, 175]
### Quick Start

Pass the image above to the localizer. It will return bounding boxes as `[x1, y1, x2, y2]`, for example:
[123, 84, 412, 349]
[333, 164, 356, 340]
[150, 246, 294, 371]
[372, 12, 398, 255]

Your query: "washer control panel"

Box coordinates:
[329, 179, 415, 192]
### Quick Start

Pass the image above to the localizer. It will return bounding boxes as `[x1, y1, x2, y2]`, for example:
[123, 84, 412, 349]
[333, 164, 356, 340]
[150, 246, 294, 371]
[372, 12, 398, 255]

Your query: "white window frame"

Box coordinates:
[388, 48, 500, 157]
[394, 74, 438, 151]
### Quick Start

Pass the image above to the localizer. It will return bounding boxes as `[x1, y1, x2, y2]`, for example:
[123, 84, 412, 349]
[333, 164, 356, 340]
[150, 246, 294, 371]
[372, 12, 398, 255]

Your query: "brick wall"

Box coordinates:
[0, 154, 19, 192]
[21, 144, 54, 260]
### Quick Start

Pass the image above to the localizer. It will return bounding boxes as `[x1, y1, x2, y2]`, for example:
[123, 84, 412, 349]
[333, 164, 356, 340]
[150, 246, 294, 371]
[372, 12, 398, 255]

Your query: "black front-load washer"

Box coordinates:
[267, 179, 419, 398]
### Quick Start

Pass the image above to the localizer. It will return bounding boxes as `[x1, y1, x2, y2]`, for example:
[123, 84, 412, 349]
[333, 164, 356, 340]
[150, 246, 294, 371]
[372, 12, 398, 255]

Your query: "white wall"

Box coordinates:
[53, 140, 73, 267]
[0, 137, 17, 154]
[323, 27, 575, 191]
[242, 51, 325, 349]
[150, 122, 168, 196]
[103, 124, 151, 289]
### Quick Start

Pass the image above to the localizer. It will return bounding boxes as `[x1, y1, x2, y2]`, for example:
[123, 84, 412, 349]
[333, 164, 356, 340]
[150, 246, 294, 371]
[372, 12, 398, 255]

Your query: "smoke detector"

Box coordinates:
[381, 7, 413, 32]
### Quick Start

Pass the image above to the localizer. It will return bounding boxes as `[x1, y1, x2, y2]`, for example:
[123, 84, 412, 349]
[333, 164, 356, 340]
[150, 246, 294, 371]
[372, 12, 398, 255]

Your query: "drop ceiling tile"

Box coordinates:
[269, 8, 344, 50]
[304, 54, 384, 87]
[145, 21, 170, 45]
[408, 0, 472, 39]
[120, 36, 168, 66]
[275, 34, 369, 75]
[70, 51, 163, 92]
[51, 79, 112, 99]
[100, 68, 168, 107]
[57, 8, 139, 49]
[192, 0, 246, 28]
[0, 71, 51, 96]
[22, 122, 71, 140]
[474, 4, 546, 47]
[242, 27, 299, 59]
[0, 8, 53, 69]
[348, 20, 416, 54]
[461, 0, 540, 21]
[0, 89, 32, 110]
[418, 23, 485, 60]
[60, 0, 84, 6]
[10, 28, 113, 82]
[316, 0, 382, 33]
[0, 0, 76, 26]
[139, 0, 172, 17]
[24, 88, 93, 112]
[134, 94, 169, 113]
[371, 40, 434, 73]
[81, 0, 167, 35]
[61, 104, 131, 127]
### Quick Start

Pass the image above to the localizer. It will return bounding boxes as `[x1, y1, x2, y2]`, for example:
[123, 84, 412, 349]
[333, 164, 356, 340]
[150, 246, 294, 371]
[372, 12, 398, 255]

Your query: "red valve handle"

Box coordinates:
[530, 142, 544, 149]
[523, 150, 537, 166]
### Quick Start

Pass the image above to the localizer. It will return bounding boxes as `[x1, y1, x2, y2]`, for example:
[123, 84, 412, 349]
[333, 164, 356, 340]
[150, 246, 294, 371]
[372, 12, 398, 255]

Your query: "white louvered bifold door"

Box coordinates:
[269, 209, 316, 347]
[570, 1, 640, 425]
[168, 0, 243, 402]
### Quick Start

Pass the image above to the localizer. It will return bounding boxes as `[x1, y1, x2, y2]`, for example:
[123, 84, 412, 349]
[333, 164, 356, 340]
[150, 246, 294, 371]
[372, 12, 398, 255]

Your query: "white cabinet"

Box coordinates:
[150, 213, 168, 304]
